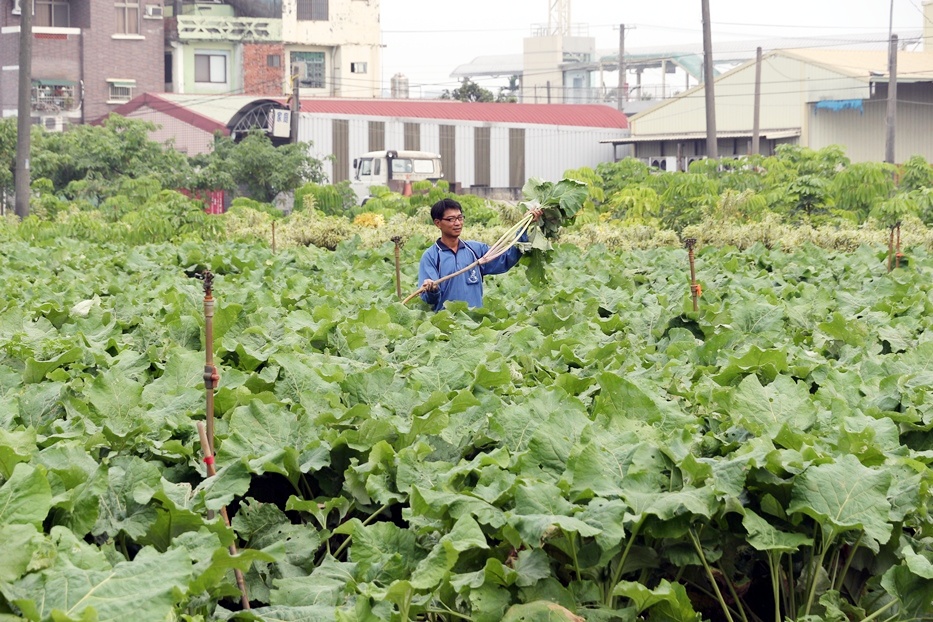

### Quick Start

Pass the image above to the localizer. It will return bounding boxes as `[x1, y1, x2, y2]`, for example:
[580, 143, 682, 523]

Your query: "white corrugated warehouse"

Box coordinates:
[294, 100, 629, 197]
[112, 94, 629, 195]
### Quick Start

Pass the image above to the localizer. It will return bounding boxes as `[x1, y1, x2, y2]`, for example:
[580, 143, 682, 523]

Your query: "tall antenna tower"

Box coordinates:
[547, 0, 571, 36]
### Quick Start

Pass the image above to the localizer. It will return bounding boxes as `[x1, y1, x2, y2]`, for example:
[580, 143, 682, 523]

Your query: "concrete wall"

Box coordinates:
[282, 0, 380, 98]
[521, 35, 595, 104]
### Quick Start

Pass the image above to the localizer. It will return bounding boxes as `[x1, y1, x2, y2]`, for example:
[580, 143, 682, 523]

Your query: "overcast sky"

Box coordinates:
[379, 0, 928, 97]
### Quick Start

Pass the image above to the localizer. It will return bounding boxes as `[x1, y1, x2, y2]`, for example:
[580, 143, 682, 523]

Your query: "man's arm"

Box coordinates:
[478, 231, 528, 276]
[418, 248, 441, 307]
[479, 208, 542, 276]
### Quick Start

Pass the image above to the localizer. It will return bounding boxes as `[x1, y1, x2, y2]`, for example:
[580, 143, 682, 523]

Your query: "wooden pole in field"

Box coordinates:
[685, 238, 699, 312]
[392, 236, 403, 299]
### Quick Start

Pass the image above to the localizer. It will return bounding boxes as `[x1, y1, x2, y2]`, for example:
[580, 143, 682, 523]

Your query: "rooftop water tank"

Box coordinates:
[390, 73, 409, 99]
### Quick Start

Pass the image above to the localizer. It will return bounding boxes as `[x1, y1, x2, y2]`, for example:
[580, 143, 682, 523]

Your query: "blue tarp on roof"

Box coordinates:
[814, 99, 864, 114]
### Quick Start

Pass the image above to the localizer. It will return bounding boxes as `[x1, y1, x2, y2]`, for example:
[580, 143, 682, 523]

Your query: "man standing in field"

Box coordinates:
[418, 198, 541, 311]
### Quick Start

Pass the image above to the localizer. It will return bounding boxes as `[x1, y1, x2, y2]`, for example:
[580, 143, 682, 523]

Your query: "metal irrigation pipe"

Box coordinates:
[199, 270, 218, 453]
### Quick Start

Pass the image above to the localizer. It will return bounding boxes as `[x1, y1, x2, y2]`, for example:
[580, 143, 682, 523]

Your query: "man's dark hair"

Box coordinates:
[431, 198, 462, 221]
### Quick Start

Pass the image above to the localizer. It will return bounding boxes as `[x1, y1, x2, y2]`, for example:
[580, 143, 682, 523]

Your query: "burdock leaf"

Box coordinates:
[788, 454, 892, 545]
[728, 374, 817, 438]
[0, 463, 52, 527]
[742, 509, 812, 552]
[6, 546, 191, 622]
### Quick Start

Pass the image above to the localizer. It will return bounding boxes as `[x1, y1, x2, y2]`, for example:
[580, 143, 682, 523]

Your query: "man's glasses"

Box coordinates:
[440, 215, 465, 223]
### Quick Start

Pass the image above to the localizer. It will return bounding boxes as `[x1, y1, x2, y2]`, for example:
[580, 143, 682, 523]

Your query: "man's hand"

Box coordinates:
[529, 207, 544, 222]
[422, 278, 439, 292]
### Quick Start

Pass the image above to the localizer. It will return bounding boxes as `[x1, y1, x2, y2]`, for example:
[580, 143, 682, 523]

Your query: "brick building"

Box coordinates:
[1, 0, 381, 130]
[1, 0, 165, 127]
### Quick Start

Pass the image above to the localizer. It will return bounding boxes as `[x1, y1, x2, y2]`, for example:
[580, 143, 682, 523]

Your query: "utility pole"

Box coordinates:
[618, 23, 625, 110]
[290, 65, 300, 144]
[751, 46, 762, 156]
[884, 34, 897, 164]
[14, 0, 32, 219]
[701, 0, 718, 160]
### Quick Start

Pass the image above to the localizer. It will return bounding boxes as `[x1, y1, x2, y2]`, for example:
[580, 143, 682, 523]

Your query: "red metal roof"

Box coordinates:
[298, 99, 628, 129]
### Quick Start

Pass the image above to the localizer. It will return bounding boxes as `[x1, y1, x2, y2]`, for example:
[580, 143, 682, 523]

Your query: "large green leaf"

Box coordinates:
[92, 456, 161, 540]
[0, 428, 37, 480]
[592, 374, 694, 436]
[0, 463, 52, 527]
[0, 524, 46, 583]
[487, 387, 590, 475]
[6, 546, 192, 622]
[788, 454, 893, 545]
[611, 579, 700, 621]
[742, 509, 811, 552]
[216, 399, 326, 479]
[727, 373, 817, 439]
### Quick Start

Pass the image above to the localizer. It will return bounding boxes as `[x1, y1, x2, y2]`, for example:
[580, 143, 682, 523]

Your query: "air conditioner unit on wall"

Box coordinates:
[144, 5, 164, 18]
[649, 156, 679, 172]
[41, 116, 65, 133]
[685, 156, 706, 170]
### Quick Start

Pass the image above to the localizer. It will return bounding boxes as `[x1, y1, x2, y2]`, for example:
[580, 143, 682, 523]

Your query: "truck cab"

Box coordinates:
[351, 149, 443, 204]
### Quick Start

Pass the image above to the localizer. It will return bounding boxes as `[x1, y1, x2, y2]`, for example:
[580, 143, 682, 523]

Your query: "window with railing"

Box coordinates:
[35, 0, 70, 27]
[292, 51, 325, 88]
[115, 0, 140, 35]
[31, 80, 78, 112]
[107, 79, 136, 102]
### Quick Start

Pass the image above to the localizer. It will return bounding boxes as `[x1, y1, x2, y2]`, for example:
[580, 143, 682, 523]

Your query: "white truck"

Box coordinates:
[350, 149, 444, 204]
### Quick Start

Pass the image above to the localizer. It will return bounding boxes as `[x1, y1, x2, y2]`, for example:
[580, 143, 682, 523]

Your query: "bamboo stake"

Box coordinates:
[685, 238, 699, 312]
[196, 422, 250, 610]
[391, 236, 403, 299]
[895, 221, 902, 269]
[887, 226, 895, 273]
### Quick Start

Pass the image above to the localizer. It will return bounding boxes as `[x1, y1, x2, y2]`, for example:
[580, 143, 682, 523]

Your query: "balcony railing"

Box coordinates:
[31, 83, 80, 114]
[175, 16, 282, 41]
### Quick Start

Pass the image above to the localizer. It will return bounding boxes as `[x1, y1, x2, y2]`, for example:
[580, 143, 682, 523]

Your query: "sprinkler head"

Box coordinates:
[198, 270, 214, 294]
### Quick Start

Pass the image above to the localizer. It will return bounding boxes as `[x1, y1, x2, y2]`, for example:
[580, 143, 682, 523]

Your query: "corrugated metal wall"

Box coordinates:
[298, 112, 625, 189]
[809, 89, 933, 162]
[631, 54, 870, 136]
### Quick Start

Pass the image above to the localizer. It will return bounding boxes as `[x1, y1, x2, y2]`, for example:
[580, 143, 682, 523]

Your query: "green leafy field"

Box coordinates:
[2, 235, 933, 622]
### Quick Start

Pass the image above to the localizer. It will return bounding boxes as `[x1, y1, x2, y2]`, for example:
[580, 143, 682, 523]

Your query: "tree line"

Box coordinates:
[0, 115, 326, 216]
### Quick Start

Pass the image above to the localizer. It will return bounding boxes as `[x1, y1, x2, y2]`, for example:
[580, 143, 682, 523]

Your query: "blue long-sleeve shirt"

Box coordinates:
[418, 235, 525, 311]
